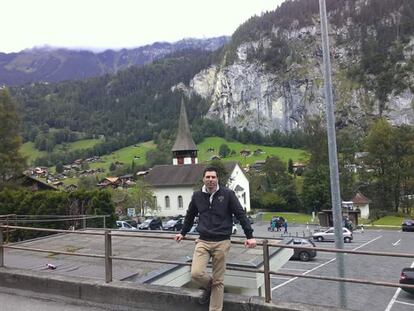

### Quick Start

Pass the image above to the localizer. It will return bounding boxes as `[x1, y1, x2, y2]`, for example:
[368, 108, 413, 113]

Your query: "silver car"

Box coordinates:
[313, 227, 353, 243]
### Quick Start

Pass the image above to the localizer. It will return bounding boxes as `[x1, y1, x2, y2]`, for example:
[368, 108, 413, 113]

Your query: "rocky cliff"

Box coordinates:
[178, 0, 414, 134]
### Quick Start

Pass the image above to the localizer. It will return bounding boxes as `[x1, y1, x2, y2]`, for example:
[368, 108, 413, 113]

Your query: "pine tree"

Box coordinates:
[0, 89, 26, 184]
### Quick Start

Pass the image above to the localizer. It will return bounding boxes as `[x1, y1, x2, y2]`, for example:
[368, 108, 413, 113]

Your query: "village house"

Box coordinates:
[144, 100, 250, 217]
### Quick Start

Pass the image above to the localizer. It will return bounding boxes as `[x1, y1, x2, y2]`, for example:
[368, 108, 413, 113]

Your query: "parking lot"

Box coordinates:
[241, 222, 414, 311]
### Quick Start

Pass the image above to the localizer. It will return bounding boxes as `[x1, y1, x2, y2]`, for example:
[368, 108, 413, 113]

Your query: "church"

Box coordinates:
[144, 101, 250, 217]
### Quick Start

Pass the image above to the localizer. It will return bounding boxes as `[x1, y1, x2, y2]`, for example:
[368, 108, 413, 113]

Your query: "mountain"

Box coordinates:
[0, 37, 229, 86]
[178, 0, 414, 134]
[10, 0, 414, 145]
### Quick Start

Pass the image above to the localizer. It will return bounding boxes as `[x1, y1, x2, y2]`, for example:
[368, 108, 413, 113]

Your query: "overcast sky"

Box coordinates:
[2, 0, 285, 53]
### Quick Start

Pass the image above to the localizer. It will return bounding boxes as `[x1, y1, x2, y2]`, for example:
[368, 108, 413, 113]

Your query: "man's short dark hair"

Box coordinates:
[203, 166, 218, 177]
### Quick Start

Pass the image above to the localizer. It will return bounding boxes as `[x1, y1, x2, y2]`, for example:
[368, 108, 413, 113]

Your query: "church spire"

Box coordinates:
[171, 99, 198, 165]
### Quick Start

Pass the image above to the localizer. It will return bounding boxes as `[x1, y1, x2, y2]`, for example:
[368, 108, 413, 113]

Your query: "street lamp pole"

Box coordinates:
[319, 0, 347, 308]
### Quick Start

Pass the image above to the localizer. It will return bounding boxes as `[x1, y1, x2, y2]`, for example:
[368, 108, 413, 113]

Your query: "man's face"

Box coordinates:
[203, 171, 218, 192]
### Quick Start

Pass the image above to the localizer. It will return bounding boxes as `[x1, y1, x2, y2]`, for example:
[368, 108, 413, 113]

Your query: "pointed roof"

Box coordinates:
[145, 162, 238, 187]
[171, 100, 197, 152]
[352, 192, 370, 204]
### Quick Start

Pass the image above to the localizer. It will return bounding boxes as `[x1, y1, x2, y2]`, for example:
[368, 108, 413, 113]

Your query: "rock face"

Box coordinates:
[179, 6, 414, 134]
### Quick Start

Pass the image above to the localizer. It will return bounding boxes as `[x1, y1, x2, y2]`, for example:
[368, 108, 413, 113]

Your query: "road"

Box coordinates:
[243, 222, 414, 311]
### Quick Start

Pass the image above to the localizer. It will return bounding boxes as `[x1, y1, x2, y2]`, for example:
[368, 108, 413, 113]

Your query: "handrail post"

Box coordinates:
[104, 229, 112, 283]
[6, 217, 9, 244]
[0, 228, 4, 267]
[263, 239, 271, 303]
[103, 215, 106, 229]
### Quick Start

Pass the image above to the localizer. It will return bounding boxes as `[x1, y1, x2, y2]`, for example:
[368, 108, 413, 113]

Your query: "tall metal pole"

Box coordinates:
[319, 0, 347, 308]
[0, 229, 4, 267]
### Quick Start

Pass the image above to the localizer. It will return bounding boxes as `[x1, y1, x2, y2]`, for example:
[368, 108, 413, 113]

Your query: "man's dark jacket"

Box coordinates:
[181, 187, 254, 241]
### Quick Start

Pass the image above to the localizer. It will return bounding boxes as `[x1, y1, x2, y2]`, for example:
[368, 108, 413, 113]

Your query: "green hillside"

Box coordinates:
[20, 142, 47, 164]
[198, 137, 308, 165]
[21, 139, 103, 165]
[89, 141, 156, 172]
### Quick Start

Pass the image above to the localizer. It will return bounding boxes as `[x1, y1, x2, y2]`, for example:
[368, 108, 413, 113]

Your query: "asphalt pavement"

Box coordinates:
[241, 222, 414, 311]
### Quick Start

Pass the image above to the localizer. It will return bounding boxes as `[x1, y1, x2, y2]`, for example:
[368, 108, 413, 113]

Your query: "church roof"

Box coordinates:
[145, 162, 237, 187]
[171, 100, 197, 152]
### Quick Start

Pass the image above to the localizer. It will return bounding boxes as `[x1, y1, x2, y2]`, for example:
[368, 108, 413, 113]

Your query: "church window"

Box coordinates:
[178, 195, 183, 209]
[165, 196, 170, 209]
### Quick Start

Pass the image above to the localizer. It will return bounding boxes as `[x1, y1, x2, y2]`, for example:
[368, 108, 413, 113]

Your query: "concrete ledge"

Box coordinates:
[0, 267, 349, 311]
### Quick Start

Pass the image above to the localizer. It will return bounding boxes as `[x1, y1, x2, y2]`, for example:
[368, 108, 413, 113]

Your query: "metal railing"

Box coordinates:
[1, 224, 414, 304]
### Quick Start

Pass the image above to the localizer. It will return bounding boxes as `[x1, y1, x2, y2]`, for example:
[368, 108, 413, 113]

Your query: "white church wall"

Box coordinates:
[152, 186, 195, 217]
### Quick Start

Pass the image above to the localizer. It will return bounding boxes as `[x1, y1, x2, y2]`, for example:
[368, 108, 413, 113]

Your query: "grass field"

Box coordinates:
[260, 212, 318, 224]
[21, 139, 103, 165]
[258, 212, 405, 228]
[89, 141, 156, 172]
[54, 139, 102, 153]
[198, 137, 308, 165]
[371, 216, 404, 226]
[20, 142, 47, 164]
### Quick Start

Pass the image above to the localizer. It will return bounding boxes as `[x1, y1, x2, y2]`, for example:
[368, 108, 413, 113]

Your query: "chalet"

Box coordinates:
[21, 175, 58, 191]
[145, 100, 250, 217]
[210, 155, 221, 161]
[250, 160, 266, 171]
[240, 149, 251, 157]
[97, 177, 120, 188]
[292, 162, 306, 173]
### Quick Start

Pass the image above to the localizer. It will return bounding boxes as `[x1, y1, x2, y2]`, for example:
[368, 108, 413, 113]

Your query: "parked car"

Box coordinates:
[189, 223, 238, 235]
[289, 238, 317, 262]
[116, 221, 138, 231]
[138, 218, 162, 230]
[162, 218, 183, 231]
[124, 219, 139, 228]
[402, 219, 414, 232]
[400, 268, 414, 293]
[313, 227, 353, 243]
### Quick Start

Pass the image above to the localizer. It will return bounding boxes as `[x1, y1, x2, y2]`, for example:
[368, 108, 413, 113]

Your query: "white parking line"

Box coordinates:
[395, 300, 414, 307]
[272, 257, 336, 291]
[392, 239, 401, 246]
[385, 288, 402, 311]
[384, 260, 414, 311]
[272, 235, 383, 292]
[352, 235, 382, 251]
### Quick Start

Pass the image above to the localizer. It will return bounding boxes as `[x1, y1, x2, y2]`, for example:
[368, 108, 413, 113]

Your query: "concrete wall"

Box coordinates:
[0, 267, 349, 311]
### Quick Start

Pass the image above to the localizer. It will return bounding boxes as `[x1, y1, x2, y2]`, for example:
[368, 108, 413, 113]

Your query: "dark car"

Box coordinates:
[162, 218, 183, 231]
[400, 268, 414, 293]
[402, 219, 414, 232]
[138, 218, 162, 230]
[289, 238, 317, 262]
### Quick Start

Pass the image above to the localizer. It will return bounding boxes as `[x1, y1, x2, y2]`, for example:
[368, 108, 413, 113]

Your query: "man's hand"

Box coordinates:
[244, 238, 257, 248]
[174, 233, 184, 243]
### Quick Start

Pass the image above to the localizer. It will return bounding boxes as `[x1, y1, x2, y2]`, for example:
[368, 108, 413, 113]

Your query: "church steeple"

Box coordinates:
[171, 99, 198, 165]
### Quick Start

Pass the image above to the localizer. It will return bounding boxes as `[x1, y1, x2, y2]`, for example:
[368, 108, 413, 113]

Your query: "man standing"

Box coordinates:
[174, 167, 257, 311]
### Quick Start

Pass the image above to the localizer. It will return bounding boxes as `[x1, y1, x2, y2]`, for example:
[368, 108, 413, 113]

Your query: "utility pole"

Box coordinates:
[319, 0, 347, 308]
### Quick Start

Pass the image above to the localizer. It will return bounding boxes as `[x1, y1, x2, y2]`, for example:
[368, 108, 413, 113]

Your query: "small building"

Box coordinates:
[352, 192, 370, 219]
[21, 175, 59, 191]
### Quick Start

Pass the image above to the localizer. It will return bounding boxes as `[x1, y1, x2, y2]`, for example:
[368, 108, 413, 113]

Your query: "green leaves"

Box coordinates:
[0, 89, 26, 184]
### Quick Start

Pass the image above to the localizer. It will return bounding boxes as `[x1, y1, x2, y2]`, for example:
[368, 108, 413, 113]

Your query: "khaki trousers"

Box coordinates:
[191, 239, 231, 311]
